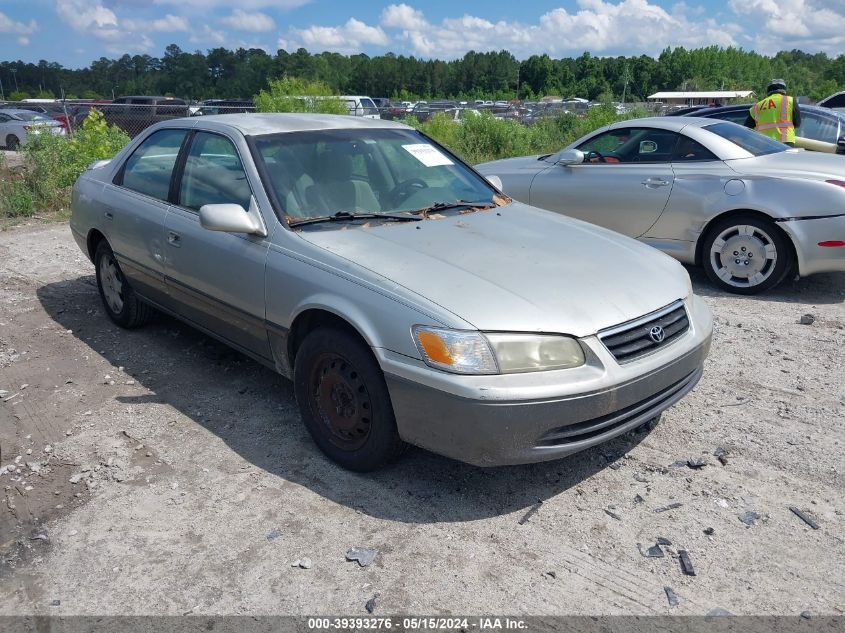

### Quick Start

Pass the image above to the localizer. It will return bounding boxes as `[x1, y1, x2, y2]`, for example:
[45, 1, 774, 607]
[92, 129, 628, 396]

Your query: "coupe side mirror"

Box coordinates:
[556, 149, 585, 165]
[199, 200, 267, 237]
[485, 174, 503, 190]
[836, 135, 845, 156]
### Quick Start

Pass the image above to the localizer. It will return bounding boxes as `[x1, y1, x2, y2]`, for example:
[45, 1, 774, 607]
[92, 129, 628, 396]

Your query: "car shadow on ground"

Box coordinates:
[686, 266, 845, 305]
[37, 275, 651, 524]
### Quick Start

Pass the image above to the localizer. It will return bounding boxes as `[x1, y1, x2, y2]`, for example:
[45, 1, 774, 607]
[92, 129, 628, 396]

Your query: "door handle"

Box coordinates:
[104, 210, 114, 220]
[167, 231, 181, 247]
[642, 178, 670, 187]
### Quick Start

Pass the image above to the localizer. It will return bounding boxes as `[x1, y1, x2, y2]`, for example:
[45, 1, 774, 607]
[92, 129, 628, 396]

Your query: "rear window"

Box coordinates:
[704, 122, 787, 156]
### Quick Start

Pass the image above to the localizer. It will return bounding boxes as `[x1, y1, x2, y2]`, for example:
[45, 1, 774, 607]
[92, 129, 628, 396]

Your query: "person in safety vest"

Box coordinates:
[744, 79, 801, 146]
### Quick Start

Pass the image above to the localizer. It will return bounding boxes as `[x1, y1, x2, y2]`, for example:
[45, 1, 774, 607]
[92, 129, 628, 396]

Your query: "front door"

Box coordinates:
[163, 130, 272, 361]
[105, 127, 188, 306]
[530, 126, 678, 238]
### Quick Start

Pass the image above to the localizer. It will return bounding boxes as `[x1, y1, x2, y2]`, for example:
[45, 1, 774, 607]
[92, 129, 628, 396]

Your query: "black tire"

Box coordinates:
[294, 327, 406, 471]
[6, 135, 20, 151]
[94, 240, 153, 328]
[701, 214, 792, 294]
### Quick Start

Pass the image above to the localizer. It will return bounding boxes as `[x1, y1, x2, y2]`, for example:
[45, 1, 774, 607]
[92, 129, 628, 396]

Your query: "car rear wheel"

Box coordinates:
[94, 241, 153, 328]
[294, 327, 406, 471]
[702, 215, 792, 294]
[5, 135, 20, 151]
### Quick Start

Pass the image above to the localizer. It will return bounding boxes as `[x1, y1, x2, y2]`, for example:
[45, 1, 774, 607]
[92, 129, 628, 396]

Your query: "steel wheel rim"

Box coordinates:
[310, 353, 372, 451]
[709, 224, 777, 288]
[99, 253, 125, 314]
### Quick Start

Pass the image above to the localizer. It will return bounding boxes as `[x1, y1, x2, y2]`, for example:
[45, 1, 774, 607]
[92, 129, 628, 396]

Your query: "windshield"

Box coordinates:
[252, 128, 497, 222]
[704, 122, 787, 156]
[15, 111, 52, 121]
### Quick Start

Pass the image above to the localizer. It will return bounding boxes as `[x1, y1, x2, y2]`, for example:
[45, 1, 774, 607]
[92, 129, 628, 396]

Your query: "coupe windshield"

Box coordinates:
[252, 128, 496, 222]
[704, 122, 787, 156]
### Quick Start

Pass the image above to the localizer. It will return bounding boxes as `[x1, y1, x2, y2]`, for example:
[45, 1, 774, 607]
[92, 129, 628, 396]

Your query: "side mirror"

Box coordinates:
[836, 135, 845, 156]
[485, 174, 503, 190]
[556, 149, 585, 165]
[199, 200, 267, 237]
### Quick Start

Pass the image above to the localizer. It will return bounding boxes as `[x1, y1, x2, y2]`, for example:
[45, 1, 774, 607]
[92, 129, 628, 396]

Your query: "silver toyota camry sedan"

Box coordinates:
[477, 117, 845, 294]
[70, 114, 712, 471]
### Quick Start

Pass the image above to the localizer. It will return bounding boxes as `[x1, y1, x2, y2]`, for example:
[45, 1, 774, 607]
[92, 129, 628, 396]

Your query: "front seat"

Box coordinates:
[306, 147, 380, 214]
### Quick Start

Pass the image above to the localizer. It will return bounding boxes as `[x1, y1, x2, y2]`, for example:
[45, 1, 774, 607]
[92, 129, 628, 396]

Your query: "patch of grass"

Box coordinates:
[0, 110, 129, 224]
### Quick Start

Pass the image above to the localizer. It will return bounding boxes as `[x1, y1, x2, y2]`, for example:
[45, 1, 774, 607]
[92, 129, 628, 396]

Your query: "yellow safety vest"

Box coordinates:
[750, 93, 796, 144]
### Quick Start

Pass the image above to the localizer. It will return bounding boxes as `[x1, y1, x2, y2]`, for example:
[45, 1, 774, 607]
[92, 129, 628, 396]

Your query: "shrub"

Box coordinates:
[1, 109, 130, 220]
[255, 77, 347, 115]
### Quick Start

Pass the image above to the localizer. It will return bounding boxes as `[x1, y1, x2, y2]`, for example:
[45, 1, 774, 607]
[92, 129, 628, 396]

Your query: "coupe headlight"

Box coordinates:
[412, 326, 585, 375]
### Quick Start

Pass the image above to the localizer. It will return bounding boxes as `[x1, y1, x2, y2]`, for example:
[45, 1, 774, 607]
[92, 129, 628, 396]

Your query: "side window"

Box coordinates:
[796, 112, 838, 142]
[578, 128, 679, 163]
[672, 135, 718, 162]
[179, 132, 252, 211]
[0, 113, 10, 122]
[118, 128, 186, 201]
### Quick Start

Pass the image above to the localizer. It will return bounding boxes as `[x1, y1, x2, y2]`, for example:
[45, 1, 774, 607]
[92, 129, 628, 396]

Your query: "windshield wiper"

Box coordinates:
[410, 200, 495, 217]
[289, 211, 422, 227]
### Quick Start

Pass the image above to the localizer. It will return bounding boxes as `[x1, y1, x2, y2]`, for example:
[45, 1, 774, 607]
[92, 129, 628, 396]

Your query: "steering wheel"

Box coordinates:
[584, 150, 607, 163]
[388, 178, 428, 206]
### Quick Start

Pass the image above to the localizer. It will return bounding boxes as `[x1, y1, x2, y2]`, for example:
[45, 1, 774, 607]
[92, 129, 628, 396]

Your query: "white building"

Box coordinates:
[648, 90, 754, 108]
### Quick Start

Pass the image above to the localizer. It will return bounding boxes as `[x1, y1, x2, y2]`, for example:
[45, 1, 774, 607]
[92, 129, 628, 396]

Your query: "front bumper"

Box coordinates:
[778, 215, 845, 277]
[381, 295, 712, 467]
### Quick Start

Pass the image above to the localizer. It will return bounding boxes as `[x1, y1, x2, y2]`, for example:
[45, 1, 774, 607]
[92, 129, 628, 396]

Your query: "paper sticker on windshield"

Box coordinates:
[639, 140, 658, 154]
[402, 144, 453, 167]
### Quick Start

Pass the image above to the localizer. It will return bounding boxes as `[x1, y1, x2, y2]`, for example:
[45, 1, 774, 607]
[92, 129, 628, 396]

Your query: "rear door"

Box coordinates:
[163, 130, 271, 360]
[104, 127, 188, 306]
[529, 126, 678, 238]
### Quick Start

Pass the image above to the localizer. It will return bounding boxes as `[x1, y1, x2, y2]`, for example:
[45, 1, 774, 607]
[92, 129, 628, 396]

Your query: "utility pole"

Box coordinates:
[621, 64, 630, 104]
[11, 68, 18, 92]
[0, 76, 5, 101]
[516, 64, 520, 101]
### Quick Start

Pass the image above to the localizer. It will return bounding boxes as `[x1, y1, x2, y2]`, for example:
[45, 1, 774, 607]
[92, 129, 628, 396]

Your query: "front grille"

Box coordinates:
[600, 300, 689, 363]
[536, 367, 702, 447]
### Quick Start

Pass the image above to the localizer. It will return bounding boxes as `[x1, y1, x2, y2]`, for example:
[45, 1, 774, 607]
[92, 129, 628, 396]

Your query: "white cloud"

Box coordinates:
[18, 36, 30, 46]
[728, 0, 845, 53]
[280, 17, 389, 54]
[190, 24, 228, 45]
[54, 0, 153, 53]
[0, 11, 38, 35]
[123, 14, 188, 32]
[221, 9, 275, 32]
[154, 0, 309, 8]
[369, 1, 741, 59]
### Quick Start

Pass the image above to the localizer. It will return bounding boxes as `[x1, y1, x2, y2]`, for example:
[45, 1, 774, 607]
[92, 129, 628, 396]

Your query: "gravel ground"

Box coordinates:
[0, 223, 843, 616]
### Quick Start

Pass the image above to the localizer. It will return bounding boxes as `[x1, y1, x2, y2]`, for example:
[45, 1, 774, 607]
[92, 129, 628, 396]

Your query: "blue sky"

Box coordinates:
[1, 0, 843, 68]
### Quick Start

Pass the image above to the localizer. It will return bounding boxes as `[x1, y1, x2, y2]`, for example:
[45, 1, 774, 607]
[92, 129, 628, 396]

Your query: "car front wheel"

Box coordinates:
[702, 215, 792, 294]
[294, 327, 406, 471]
[5, 135, 20, 150]
[94, 240, 153, 328]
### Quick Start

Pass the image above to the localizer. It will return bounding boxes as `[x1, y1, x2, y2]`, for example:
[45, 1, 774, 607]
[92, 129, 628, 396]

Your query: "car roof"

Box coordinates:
[684, 102, 844, 120]
[0, 108, 49, 116]
[162, 112, 413, 136]
[607, 116, 724, 132]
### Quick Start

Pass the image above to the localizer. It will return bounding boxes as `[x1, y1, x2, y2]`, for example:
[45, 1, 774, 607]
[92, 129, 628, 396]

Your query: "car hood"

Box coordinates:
[477, 155, 547, 171]
[297, 202, 690, 337]
[727, 150, 845, 180]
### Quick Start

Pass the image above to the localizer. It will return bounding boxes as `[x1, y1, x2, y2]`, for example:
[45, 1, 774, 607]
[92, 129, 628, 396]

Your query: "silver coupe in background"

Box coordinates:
[477, 118, 845, 294]
[70, 114, 711, 471]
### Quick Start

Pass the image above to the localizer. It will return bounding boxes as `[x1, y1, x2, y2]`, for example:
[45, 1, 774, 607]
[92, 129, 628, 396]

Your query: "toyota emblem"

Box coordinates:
[649, 325, 666, 343]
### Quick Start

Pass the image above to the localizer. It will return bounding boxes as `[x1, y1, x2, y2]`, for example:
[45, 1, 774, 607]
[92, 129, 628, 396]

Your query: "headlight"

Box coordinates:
[485, 333, 585, 373]
[412, 326, 498, 374]
[412, 326, 585, 375]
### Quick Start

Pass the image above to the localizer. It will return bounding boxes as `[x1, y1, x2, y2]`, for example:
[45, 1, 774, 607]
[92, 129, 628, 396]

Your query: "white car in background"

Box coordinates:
[0, 108, 65, 150]
[340, 96, 381, 119]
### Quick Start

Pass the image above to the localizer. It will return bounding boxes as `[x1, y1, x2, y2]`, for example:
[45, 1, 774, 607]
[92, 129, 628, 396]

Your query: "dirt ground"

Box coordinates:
[0, 222, 842, 616]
